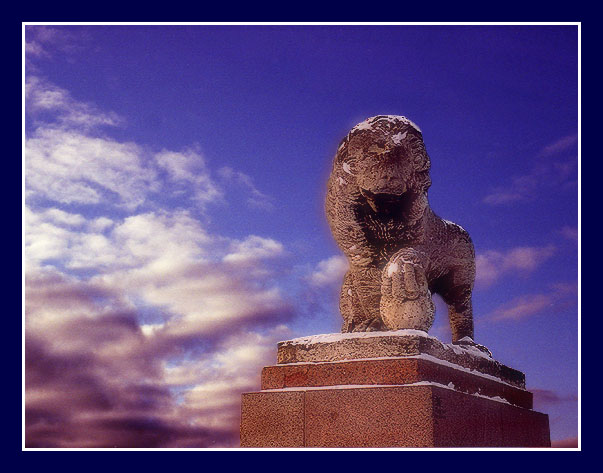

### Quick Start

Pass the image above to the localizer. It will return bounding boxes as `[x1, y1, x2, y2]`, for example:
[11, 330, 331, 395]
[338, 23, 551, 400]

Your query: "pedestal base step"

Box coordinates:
[240, 384, 550, 448]
[277, 330, 525, 388]
[262, 356, 532, 409]
[240, 331, 550, 448]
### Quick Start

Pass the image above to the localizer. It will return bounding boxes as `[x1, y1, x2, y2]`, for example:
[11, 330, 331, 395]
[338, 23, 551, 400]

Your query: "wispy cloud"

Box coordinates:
[223, 235, 285, 266]
[488, 294, 553, 321]
[218, 167, 275, 211]
[559, 225, 578, 242]
[25, 26, 85, 63]
[485, 282, 577, 321]
[26, 76, 122, 130]
[538, 134, 578, 157]
[24, 76, 295, 447]
[308, 255, 348, 287]
[475, 245, 556, 288]
[531, 388, 578, 405]
[483, 134, 577, 205]
[155, 149, 224, 206]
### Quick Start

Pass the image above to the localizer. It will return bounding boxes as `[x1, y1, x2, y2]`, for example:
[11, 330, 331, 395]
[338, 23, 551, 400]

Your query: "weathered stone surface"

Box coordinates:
[326, 115, 480, 347]
[240, 330, 550, 447]
[305, 385, 434, 447]
[431, 386, 551, 447]
[240, 391, 305, 447]
[261, 357, 532, 409]
[240, 385, 550, 448]
[277, 330, 525, 388]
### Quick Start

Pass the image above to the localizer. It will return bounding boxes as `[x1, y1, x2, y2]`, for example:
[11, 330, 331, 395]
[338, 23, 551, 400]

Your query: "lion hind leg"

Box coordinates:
[445, 291, 492, 356]
[445, 292, 474, 343]
[434, 258, 475, 343]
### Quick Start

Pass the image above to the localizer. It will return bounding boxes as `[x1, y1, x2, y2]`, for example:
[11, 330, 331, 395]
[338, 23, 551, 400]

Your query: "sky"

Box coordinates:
[23, 24, 579, 448]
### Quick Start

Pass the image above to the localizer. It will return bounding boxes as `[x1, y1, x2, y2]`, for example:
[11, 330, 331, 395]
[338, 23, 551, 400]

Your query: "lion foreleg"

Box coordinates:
[341, 269, 385, 332]
[380, 249, 435, 332]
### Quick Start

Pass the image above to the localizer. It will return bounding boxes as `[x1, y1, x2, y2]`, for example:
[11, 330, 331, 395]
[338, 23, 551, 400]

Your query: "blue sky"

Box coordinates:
[24, 24, 579, 448]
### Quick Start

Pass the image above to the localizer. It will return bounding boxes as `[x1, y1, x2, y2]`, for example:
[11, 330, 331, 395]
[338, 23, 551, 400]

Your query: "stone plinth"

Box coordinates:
[240, 330, 551, 448]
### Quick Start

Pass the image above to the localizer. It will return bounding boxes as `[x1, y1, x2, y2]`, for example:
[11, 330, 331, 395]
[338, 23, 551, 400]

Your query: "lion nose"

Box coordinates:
[373, 178, 406, 195]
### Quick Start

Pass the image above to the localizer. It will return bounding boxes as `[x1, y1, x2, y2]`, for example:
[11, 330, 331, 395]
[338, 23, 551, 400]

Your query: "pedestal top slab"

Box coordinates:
[277, 329, 525, 388]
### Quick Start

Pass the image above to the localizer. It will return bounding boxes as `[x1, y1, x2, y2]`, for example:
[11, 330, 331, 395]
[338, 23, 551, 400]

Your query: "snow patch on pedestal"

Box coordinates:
[262, 381, 513, 405]
[448, 340, 493, 360]
[283, 329, 435, 346]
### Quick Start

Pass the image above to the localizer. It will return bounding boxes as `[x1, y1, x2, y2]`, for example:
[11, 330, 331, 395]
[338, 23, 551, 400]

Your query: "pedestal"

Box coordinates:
[240, 330, 550, 448]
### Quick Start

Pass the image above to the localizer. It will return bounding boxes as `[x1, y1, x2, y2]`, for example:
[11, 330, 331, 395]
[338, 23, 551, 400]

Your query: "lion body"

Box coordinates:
[325, 116, 475, 342]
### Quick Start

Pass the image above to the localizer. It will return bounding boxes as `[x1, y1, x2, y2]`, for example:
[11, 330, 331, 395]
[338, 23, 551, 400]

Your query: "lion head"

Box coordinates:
[332, 115, 431, 222]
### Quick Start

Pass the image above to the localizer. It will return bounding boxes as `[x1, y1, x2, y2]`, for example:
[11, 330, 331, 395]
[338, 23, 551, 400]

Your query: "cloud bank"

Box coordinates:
[24, 75, 290, 447]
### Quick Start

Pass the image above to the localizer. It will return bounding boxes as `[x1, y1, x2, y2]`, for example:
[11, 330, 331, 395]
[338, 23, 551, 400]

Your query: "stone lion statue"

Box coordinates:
[326, 115, 482, 348]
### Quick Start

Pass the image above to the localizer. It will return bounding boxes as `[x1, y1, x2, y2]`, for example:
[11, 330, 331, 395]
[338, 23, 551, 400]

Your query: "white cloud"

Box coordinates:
[26, 127, 158, 210]
[489, 294, 553, 321]
[25, 200, 292, 445]
[475, 245, 556, 288]
[155, 150, 223, 205]
[26, 76, 123, 130]
[41, 208, 87, 227]
[87, 216, 114, 233]
[486, 282, 577, 321]
[110, 211, 210, 267]
[223, 235, 284, 265]
[26, 204, 290, 329]
[308, 255, 348, 286]
[25, 26, 88, 70]
[24, 207, 76, 268]
[171, 327, 289, 432]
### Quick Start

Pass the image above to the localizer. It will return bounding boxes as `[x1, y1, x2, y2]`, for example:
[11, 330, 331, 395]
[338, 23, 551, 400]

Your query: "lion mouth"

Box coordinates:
[360, 188, 413, 215]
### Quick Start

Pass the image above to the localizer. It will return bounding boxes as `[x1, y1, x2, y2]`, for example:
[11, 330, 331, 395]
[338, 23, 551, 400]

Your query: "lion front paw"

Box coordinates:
[453, 336, 493, 358]
[380, 253, 434, 332]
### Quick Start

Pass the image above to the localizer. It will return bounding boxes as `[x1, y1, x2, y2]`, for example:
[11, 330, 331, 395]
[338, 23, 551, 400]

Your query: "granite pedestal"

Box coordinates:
[240, 330, 550, 448]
